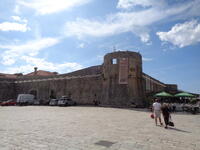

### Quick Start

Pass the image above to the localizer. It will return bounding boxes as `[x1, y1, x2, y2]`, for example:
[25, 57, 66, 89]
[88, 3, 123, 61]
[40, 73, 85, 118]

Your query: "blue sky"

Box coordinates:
[0, 0, 200, 94]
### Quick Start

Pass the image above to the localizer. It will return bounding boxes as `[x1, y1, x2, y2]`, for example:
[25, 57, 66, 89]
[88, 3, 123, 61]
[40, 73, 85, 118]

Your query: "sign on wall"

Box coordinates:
[129, 58, 135, 76]
[119, 58, 128, 84]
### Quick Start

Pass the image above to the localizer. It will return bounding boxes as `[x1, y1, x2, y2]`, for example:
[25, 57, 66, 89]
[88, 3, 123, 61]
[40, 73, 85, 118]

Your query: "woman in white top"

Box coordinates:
[152, 99, 163, 126]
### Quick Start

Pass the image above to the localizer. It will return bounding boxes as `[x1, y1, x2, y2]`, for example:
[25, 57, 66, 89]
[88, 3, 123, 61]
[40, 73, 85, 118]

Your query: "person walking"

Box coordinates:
[161, 103, 170, 129]
[172, 103, 176, 112]
[152, 99, 163, 126]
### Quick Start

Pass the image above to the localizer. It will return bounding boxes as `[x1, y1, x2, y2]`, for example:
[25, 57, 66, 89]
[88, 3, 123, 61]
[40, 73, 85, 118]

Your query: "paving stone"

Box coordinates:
[0, 106, 199, 150]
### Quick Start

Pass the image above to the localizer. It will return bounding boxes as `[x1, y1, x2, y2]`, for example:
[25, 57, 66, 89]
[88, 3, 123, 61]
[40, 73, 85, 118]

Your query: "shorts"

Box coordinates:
[154, 110, 161, 118]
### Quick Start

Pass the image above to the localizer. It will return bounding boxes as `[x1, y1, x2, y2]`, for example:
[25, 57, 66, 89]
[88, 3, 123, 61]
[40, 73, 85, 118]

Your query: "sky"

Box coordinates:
[0, 0, 200, 94]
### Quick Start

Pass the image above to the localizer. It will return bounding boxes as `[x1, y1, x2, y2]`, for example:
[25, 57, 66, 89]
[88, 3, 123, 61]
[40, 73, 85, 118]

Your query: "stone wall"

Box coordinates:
[0, 78, 16, 101]
[165, 84, 178, 93]
[15, 75, 103, 104]
[0, 51, 178, 107]
[61, 66, 102, 77]
[13, 51, 146, 106]
[102, 51, 145, 106]
[142, 73, 166, 94]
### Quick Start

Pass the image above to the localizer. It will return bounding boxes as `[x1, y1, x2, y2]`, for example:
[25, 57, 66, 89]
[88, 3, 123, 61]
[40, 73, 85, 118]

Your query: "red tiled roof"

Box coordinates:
[25, 70, 57, 76]
[0, 73, 17, 78]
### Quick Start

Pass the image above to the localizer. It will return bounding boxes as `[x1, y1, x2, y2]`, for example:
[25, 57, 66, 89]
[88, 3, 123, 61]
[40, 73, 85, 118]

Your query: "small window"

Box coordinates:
[112, 58, 117, 64]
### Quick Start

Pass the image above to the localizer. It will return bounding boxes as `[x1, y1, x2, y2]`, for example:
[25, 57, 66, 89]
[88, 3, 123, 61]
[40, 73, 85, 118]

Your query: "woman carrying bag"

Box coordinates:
[168, 115, 174, 127]
[161, 103, 174, 128]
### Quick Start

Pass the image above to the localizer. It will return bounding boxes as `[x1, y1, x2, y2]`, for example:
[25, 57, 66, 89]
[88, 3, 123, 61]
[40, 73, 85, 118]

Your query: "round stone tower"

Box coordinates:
[101, 51, 144, 107]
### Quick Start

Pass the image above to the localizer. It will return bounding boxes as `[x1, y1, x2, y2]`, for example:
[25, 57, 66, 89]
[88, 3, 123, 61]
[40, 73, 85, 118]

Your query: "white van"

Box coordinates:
[17, 94, 34, 105]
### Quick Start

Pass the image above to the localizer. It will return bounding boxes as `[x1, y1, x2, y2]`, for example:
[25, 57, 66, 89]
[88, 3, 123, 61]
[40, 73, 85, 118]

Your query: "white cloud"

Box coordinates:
[63, 0, 200, 44]
[12, 16, 21, 22]
[0, 22, 30, 32]
[14, 5, 21, 14]
[78, 43, 85, 48]
[117, 0, 165, 9]
[0, 36, 82, 74]
[18, 0, 91, 15]
[0, 37, 60, 65]
[22, 56, 83, 73]
[157, 20, 200, 48]
[142, 57, 153, 61]
[139, 32, 150, 43]
[12, 16, 28, 23]
[64, 13, 152, 43]
[1, 56, 83, 74]
[64, 0, 200, 43]
[65, 18, 125, 38]
[64, 8, 160, 41]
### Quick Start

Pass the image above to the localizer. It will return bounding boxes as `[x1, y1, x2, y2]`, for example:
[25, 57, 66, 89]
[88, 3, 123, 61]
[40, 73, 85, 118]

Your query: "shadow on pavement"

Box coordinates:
[95, 140, 116, 148]
[168, 127, 191, 133]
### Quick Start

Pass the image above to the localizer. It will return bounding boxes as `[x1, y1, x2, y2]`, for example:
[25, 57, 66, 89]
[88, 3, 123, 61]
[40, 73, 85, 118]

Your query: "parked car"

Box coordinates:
[33, 100, 41, 105]
[49, 99, 58, 106]
[57, 96, 76, 106]
[17, 94, 34, 105]
[1, 100, 16, 106]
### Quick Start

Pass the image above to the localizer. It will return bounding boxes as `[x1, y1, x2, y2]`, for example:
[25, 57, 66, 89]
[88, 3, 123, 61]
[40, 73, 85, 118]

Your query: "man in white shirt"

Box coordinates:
[153, 99, 163, 126]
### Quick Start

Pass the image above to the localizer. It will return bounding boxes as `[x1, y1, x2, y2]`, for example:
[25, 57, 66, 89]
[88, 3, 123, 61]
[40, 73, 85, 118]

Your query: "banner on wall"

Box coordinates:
[119, 58, 128, 84]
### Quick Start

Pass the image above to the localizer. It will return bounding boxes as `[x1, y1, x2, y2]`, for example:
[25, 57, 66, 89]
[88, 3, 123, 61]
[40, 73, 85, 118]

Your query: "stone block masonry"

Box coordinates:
[0, 51, 177, 107]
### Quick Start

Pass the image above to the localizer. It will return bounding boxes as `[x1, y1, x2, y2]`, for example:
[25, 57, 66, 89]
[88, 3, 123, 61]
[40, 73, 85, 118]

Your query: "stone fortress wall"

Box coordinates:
[15, 74, 102, 105]
[0, 78, 16, 100]
[102, 51, 144, 106]
[0, 51, 177, 107]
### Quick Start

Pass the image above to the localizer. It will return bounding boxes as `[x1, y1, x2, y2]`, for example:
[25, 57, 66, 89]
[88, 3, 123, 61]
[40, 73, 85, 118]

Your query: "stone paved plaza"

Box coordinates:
[0, 106, 199, 150]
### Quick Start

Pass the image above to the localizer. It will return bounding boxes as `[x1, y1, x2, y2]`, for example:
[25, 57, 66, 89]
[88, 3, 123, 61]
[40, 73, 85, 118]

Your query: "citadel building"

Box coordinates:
[0, 51, 177, 107]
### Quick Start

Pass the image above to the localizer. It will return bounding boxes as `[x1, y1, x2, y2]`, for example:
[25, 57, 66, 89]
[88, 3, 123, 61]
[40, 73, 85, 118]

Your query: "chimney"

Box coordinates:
[34, 67, 38, 75]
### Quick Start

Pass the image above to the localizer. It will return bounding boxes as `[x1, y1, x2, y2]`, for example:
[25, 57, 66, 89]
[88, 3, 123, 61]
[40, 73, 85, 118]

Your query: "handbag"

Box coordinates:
[150, 113, 154, 119]
[168, 116, 174, 127]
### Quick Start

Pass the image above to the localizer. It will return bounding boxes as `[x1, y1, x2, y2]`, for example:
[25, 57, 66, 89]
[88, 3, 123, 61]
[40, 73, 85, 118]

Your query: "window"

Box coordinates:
[112, 58, 117, 64]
